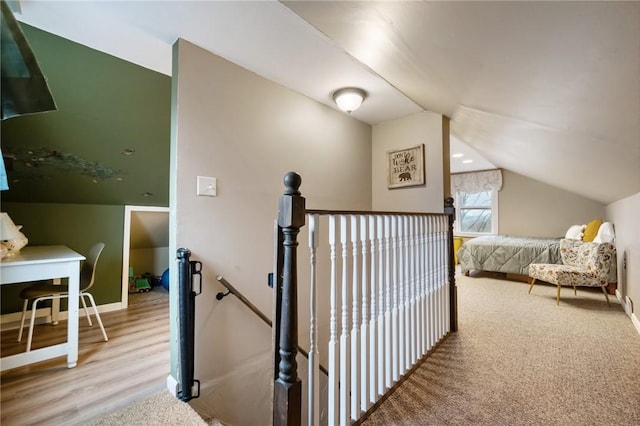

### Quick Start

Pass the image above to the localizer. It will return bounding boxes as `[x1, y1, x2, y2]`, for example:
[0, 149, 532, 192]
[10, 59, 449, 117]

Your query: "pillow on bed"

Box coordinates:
[565, 224, 586, 240]
[583, 218, 602, 242]
[593, 222, 615, 243]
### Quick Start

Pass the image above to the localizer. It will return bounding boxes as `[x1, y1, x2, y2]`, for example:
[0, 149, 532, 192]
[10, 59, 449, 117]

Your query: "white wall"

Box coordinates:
[606, 192, 640, 332]
[372, 112, 445, 213]
[129, 247, 169, 276]
[170, 39, 372, 425]
[499, 169, 606, 237]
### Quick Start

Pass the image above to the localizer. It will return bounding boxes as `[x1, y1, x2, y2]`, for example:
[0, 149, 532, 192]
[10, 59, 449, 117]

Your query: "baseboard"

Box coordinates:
[632, 312, 640, 336]
[166, 374, 179, 397]
[0, 302, 123, 332]
[616, 289, 640, 336]
[616, 289, 623, 305]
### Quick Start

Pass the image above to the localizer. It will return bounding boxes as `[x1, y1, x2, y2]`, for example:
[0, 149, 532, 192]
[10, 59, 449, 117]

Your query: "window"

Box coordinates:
[451, 169, 502, 236]
[455, 190, 498, 235]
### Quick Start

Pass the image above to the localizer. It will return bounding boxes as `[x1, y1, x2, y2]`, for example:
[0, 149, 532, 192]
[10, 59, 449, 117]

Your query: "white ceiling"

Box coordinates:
[12, 1, 639, 204]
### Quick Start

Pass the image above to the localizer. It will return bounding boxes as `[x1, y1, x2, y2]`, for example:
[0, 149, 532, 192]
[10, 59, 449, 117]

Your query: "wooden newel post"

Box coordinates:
[274, 172, 305, 426]
[444, 197, 458, 332]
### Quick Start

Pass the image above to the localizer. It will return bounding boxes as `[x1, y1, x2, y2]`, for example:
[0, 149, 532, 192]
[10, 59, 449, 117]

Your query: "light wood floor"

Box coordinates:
[0, 288, 170, 426]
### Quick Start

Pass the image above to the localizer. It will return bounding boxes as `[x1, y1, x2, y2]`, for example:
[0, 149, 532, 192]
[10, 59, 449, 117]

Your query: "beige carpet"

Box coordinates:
[87, 390, 213, 426]
[361, 271, 640, 425]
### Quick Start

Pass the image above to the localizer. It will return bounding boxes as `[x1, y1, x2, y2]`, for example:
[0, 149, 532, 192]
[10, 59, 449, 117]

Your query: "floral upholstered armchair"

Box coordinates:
[528, 238, 615, 306]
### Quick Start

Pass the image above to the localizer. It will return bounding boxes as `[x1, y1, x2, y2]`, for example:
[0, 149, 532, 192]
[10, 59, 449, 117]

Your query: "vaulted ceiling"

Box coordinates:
[11, 0, 640, 204]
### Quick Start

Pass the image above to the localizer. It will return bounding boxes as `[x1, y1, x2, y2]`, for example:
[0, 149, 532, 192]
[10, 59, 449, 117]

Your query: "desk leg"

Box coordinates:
[52, 278, 61, 325]
[67, 263, 80, 368]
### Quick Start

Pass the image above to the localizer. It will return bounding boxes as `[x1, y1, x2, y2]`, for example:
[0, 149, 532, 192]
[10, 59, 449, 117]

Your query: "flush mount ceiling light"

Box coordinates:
[332, 87, 367, 113]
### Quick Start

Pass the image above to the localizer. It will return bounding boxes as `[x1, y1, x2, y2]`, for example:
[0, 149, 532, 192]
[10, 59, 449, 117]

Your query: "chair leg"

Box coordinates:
[17, 299, 28, 342]
[601, 286, 611, 307]
[81, 295, 93, 326]
[528, 278, 536, 294]
[556, 285, 562, 305]
[84, 292, 108, 342]
[26, 297, 43, 352]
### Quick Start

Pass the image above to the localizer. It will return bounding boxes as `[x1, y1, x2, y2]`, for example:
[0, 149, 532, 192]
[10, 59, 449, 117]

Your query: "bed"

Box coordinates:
[457, 235, 561, 276]
[456, 234, 617, 293]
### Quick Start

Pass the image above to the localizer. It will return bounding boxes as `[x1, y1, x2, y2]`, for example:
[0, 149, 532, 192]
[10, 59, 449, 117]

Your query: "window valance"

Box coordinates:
[451, 169, 503, 193]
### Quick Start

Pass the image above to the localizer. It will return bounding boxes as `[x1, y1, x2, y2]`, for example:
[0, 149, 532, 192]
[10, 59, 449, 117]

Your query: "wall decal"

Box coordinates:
[4, 147, 122, 181]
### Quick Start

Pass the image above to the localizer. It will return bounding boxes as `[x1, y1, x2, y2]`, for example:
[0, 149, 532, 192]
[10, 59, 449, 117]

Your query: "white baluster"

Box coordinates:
[416, 215, 425, 355]
[350, 215, 360, 421]
[397, 215, 406, 375]
[391, 215, 399, 382]
[438, 218, 445, 340]
[434, 219, 442, 341]
[409, 216, 417, 366]
[411, 216, 422, 361]
[427, 216, 438, 345]
[414, 215, 421, 362]
[383, 215, 392, 389]
[339, 215, 350, 426]
[328, 215, 338, 426]
[444, 216, 451, 335]
[419, 215, 427, 356]
[443, 219, 448, 338]
[404, 216, 411, 370]
[376, 215, 385, 396]
[360, 215, 370, 412]
[368, 215, 377, 404]
[308, 214, 319, 426]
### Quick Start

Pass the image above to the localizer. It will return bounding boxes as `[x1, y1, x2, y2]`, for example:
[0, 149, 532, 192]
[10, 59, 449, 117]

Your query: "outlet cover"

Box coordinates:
[197, 176, 217, 197]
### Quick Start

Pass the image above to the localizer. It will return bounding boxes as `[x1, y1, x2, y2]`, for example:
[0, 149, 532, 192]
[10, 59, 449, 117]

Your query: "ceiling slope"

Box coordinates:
[285, 1, 640, 204]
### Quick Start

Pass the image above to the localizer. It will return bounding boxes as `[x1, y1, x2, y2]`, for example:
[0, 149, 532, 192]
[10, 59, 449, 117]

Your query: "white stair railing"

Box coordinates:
[305, 211, 452, 426]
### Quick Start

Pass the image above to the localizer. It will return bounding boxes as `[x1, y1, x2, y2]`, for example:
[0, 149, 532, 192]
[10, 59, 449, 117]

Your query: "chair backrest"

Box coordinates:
[587, 243, 615, 283]
[80, 243, 105, 292]
[560, 238, 614, 281]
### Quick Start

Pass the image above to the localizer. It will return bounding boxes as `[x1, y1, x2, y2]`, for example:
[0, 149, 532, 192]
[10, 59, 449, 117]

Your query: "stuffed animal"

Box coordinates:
[1, 224, 28, 258]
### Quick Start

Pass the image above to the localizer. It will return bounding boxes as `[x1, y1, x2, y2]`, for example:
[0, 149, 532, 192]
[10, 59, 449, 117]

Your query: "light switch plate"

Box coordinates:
[197, 176, 217, 197]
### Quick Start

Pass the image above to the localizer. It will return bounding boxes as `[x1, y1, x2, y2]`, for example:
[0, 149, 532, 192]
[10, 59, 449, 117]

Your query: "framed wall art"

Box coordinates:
[387, 144, 425, 189]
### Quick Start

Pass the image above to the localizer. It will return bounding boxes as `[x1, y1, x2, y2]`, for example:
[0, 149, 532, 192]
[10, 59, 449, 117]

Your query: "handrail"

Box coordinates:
[216, 275, 329, 376]
[306, 208, 445, 217]
[216, 275, 272, 326]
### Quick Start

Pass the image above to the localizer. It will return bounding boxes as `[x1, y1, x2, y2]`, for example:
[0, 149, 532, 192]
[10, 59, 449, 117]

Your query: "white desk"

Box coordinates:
[0, 246, 85, 371]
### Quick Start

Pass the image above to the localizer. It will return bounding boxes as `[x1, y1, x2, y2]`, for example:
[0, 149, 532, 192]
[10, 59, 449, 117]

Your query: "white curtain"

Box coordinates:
[451, 169, 502, 193]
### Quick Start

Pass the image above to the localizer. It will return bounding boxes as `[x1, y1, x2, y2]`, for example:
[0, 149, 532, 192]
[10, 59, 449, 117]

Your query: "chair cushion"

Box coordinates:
[529, 263, 603, 287]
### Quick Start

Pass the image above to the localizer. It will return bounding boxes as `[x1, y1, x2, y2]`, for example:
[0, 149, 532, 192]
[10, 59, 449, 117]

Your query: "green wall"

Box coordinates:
[1, 203, 124, 313]
[1, 24, 170, 206]
[0, 24, 170, 313]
